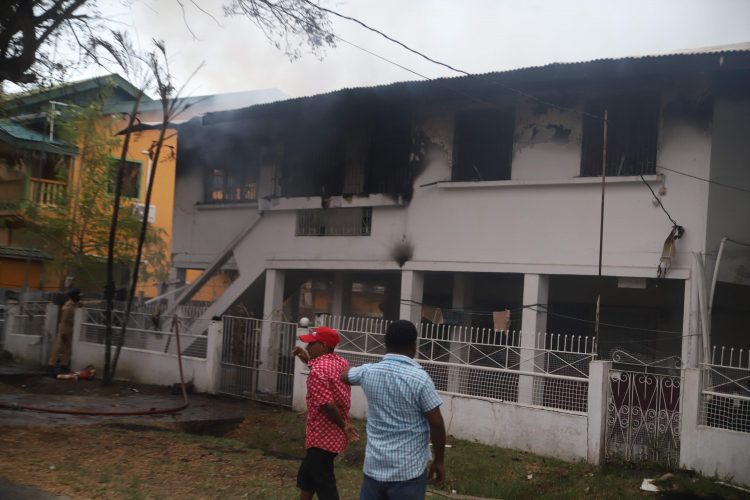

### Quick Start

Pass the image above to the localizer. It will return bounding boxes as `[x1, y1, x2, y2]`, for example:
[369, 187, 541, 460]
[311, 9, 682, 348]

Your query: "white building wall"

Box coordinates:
[705, 97, 750, 286]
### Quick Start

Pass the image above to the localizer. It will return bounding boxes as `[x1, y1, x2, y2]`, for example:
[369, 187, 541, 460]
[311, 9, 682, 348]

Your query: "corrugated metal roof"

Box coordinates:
[0, 120, 78, 156]
[203, 42, 750, 125]
[0, 246, 53, 261]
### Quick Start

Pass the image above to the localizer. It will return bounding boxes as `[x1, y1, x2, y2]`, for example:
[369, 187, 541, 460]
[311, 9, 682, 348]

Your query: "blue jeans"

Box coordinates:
[359, 471, 428, 500]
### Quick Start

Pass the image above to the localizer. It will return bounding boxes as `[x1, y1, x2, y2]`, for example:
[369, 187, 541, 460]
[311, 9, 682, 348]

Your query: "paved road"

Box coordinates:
[0, 478, 70, 500]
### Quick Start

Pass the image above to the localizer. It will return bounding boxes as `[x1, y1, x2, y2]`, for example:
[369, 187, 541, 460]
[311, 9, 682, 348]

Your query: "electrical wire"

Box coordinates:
[656, 165, 750, 195]
[639, 174, 679, 227]
[399, 298, 686, 336]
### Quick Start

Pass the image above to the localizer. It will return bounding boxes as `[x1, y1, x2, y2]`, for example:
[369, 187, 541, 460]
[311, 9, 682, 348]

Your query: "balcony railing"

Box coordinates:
[30, 178, 67, 206]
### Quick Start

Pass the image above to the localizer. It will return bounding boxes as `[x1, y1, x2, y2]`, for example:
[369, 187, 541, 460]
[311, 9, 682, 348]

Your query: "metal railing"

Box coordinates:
[296, 207, 372, 236]
[30, 178, 67, 205]
[324, 314, 596, 412]
[10, 301, 49, 336]
[219, 315, 297, 406]
[80, 308, 210, 358]
[700, 345, 750, 433]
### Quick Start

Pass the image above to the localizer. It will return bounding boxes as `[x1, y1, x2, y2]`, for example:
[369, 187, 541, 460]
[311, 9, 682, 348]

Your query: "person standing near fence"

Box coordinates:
[293, 326, 358, 500]
[341, 319, 446, 500]
[48, 289, 82, 374]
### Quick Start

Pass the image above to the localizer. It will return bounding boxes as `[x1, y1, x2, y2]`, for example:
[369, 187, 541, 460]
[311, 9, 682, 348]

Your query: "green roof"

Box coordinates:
[0, 246, 53, 261]
[6, 74, 150, 112]
[0, 120, 77, 156]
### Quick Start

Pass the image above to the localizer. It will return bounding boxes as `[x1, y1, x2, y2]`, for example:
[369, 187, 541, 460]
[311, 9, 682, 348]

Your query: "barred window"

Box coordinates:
[296, 208, 372, 236]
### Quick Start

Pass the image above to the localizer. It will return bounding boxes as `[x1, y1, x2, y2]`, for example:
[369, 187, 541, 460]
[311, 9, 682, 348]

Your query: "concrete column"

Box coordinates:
[258, 269, 285, 393]
[399, 270, 424, 324]
[518, 274, 549, 405]
[587, 360, 612, 465]
[42, 303, 59, 366]
[447, 274, 472, 393]
[167, 267, 187, 308]
[331, 271, 347, 317]
[205, 319, 224, 394]
[681, 277, 701, 369]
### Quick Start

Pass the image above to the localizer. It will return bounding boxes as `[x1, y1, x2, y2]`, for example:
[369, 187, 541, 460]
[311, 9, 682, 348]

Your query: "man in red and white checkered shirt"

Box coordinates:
[293, 326, 358, 500]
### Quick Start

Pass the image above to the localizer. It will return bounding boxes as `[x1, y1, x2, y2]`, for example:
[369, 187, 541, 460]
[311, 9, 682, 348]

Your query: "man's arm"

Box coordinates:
[425, 407, 446, 484]
[340, 367, 351, 385]
[321, 402, 360, 441]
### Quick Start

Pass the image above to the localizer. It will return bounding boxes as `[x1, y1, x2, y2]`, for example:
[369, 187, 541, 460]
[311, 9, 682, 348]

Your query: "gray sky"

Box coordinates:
[93, 0, 750, 99]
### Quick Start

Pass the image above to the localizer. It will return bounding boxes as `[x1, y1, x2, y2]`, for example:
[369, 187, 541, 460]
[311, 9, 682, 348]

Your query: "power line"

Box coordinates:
[640, 174, 679, 227]
[656, 165, 750, 195]
[398, 298, 685, 336]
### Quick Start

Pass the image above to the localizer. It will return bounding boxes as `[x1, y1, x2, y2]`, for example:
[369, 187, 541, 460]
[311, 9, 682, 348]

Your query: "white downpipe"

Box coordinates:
[692, 252, 711, 364]
[708, 236, 728, 312]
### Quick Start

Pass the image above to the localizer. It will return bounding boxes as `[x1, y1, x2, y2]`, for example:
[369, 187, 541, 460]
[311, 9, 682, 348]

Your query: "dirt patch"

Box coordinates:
[0, 372, 168, 398]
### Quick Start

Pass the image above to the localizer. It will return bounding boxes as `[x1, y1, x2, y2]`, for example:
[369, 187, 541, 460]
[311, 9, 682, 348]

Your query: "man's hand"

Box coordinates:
[292, 346, 309, 364]
[344, 422, 360, 443]
[428, 461, 445, 485]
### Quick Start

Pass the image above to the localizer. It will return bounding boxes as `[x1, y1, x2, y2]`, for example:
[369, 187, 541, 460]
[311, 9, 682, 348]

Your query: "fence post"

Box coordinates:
[259, 269, 285, 393]
[518, 274, 548, 405]
[678, 367, 700, 471]
[587, 360, 612, 465]
[205, 319, 224, 395]
[41, 303, 59, 366]
[5, 304, 19, 337]
[292, 321, 311, 412]
[69, 308, 84, 368]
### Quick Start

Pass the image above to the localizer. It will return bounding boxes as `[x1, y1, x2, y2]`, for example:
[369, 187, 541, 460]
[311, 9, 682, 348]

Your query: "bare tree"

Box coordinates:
[222, 0, 336, 60]
[0, 0, 98, 85]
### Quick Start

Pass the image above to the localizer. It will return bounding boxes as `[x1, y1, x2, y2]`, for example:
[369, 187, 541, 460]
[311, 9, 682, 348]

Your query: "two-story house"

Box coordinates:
[169, 45, 750, 370]
[0, 74, 286, 297]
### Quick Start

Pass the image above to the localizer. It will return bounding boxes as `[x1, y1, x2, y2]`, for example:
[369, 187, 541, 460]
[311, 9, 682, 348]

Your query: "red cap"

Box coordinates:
[299, 326, 340, 349]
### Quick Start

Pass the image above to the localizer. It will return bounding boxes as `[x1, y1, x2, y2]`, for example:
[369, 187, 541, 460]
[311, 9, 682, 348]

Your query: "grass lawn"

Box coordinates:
[0, 402, 747, 499]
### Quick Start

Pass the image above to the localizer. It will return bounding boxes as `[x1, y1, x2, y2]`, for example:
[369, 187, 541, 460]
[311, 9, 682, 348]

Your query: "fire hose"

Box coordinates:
[0, 316, 190, 416]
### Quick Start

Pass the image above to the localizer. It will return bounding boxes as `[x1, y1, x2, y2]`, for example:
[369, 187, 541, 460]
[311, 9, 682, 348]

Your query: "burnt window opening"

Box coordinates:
[279, 112, 412, 199]
[365, 115, 412, 195]
[281, 134, 345, 198]
[452, 109, 515, 182]
[206, 168, 257, 203]
[581, 93, 659, 177]
[108, 159, 141, 198]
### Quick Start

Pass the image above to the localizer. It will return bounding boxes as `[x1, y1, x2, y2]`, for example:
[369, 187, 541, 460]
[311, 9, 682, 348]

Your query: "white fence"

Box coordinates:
[80, 308, 211, 359]
[700, 345, 750, 433]
[325, 314, 596, 413]
[9, 301, 49, 336]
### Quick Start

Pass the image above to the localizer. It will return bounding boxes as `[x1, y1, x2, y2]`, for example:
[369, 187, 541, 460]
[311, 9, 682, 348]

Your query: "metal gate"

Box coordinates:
[219, 316, 297, 407]
[605, 350, 681, 466]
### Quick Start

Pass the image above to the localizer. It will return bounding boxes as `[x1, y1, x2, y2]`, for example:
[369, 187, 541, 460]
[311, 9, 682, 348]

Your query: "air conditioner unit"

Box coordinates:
[132, 203, 156, 223]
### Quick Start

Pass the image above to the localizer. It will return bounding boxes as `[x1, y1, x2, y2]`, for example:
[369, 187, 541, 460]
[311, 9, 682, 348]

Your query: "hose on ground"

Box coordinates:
[0, 315, 190, 416]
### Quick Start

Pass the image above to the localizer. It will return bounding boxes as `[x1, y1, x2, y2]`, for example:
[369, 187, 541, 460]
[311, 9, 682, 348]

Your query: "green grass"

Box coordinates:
[4, 405, 748, 499]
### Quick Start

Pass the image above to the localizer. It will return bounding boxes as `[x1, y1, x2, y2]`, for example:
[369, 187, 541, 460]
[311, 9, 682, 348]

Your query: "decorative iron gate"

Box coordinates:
[219, 316, 297, 407]
[605, 350, 681, 466]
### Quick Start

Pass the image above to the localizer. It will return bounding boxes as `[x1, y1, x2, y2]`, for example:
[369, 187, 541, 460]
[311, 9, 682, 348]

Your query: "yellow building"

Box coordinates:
[1, 75, 286, 299]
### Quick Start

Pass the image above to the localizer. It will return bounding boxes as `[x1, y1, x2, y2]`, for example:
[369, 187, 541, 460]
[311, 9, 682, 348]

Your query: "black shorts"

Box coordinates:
[297, 447, 339, 500]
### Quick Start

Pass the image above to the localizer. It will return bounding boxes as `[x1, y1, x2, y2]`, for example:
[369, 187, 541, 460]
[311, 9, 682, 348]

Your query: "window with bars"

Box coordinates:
[296, 207, 372, 236]
[206, 168, 257, 203]
[580, 93, 659, 177]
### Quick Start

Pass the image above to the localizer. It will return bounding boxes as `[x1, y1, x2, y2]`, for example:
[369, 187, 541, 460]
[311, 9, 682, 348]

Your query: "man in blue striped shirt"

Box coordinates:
[342, 320, 446, 500]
